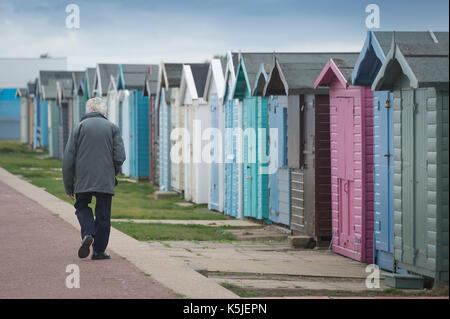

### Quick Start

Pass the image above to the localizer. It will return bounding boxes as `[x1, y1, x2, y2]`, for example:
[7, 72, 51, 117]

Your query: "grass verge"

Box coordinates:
[0, 141, 230, 220]
[111, 222, 246, 241]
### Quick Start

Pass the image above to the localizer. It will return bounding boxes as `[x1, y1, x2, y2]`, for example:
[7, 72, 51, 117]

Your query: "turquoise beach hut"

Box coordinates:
[117, 64, 150, 179]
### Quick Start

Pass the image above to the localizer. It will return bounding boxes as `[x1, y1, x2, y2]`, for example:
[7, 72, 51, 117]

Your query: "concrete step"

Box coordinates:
[154, 190, 179, 200]
[383, 273, 424, 289]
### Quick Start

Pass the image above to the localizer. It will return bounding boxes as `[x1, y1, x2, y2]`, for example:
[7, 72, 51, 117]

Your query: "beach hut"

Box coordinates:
[223, 51, 240, 216]
[143, 65, 160, 185]
[372, 31, 449, 286]
[202, 59, 225, 205]
[352, 31, 398, 270]
[0, 57, 66, 141]
[15, 87, 30, 144]
[232, 53, 275, 221]
[170, 63, 209, 193]
[0, 88, 21, 140]
[314, 55, 373, 263]
[39, 71, 63, 155]
[253, 62, 289, 225]
[157, 63, 183, 191]
[72, 71, 86, 127]
[180, 62, 215, 203]
[56, 72, 75, 159]
[264, 53, 359, 245]
[267, 94, 290, 226]
[117, 64, 150, 179]
[32, 76, 48, 149]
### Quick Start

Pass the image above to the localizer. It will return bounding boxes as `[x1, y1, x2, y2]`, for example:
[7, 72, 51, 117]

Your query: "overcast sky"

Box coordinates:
[0, 0, 448, 70]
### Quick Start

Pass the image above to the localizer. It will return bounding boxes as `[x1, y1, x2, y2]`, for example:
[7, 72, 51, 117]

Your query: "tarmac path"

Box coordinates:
[0, 180, 176, 299]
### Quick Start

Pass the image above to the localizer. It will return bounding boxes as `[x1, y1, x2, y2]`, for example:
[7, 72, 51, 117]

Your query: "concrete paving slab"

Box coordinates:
[145, 240, 370, 279]
[211, 278, 383, 291]
[0, 168, 238, 299]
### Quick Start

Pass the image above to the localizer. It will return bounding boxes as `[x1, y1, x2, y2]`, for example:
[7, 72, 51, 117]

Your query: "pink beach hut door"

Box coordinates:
[336, 97, 355, 252]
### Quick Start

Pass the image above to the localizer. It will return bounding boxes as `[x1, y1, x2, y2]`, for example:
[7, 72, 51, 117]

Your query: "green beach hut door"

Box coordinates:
[400, 89, 428, 269]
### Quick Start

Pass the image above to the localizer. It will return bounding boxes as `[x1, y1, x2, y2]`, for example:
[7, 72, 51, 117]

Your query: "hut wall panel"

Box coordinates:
[209, 94, 221, 210]
[122, 94, 131, 176]
[315, 95, 332, 243]
[28, 99, 34, 146]
[436, 90, 449, 280]
[256, 97, 269, 220]
[184, 103, 194, 202]
[277, 167, 291, 226]
[159, 88, 171, 190]
[136, 92, 149, 178]
[194, 101, 211, 204]
[20, 98, 29, 143]
[287, 95, 300, 169]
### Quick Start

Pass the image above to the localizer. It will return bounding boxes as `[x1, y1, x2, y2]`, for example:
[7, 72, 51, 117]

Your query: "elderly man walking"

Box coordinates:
[63, 97, 126, 260]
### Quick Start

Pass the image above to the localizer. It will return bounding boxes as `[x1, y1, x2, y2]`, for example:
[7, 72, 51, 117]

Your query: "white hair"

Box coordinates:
[86, 97, 107, 116]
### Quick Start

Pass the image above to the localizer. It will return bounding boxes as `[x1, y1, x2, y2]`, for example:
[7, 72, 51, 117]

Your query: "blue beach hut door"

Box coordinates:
[373, 91, 394, 271]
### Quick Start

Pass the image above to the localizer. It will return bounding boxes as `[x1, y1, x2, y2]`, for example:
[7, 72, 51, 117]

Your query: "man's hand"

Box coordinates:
[67, 194, 74, 201]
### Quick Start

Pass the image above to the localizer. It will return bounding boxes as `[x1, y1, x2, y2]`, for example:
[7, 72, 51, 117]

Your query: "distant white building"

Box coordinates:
[0, 57, 67, 88]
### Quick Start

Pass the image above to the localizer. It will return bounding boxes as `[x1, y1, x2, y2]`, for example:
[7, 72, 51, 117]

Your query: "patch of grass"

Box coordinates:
[219, 285, 450, 298]
[111, 222, 239, 241]
[0, 141, 230, 220]
[219, 282, 261, 298]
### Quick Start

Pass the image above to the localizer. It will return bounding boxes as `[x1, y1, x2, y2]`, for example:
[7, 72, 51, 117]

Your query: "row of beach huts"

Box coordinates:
[3, 31, 449, 287]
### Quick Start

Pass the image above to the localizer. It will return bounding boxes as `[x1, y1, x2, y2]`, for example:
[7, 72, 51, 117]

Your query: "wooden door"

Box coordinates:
[336, 97, 355, 251]
[373, 91, 395, 270]
[210, 94, 220, 210]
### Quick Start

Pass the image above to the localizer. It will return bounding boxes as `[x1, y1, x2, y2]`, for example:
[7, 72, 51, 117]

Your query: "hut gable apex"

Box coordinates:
[155, 62, 183, 110]
[372, 31, 449, 90]
[231, 57, 251, 99]
[93, 65, 102, 97]
[143, 65, 159, 97]
[263, 56, 288, 96]
[314, 59, 348, 89]
[223, 51, 237, 88]
[252, 62, 272, 96]
[116, 64, 125, 90]
[179, 64, 198, 105]
[352, 31, 390, 85]
[203, 59, 225, 101]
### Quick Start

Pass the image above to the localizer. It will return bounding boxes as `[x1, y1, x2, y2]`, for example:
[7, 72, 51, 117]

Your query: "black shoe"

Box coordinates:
[78, 235, 94, 259]
[91, 252, 111, 260]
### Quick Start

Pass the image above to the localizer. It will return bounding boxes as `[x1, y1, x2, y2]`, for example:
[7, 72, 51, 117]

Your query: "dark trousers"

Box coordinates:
[74, 192, 112, 253]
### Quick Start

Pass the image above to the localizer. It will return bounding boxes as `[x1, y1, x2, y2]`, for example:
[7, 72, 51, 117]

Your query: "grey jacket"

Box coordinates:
[62, 112, 126, 195]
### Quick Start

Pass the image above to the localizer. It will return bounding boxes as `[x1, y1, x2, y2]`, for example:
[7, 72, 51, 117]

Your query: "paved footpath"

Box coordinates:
[0, 168, 238, 299]
[0, 180, 176, 299]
